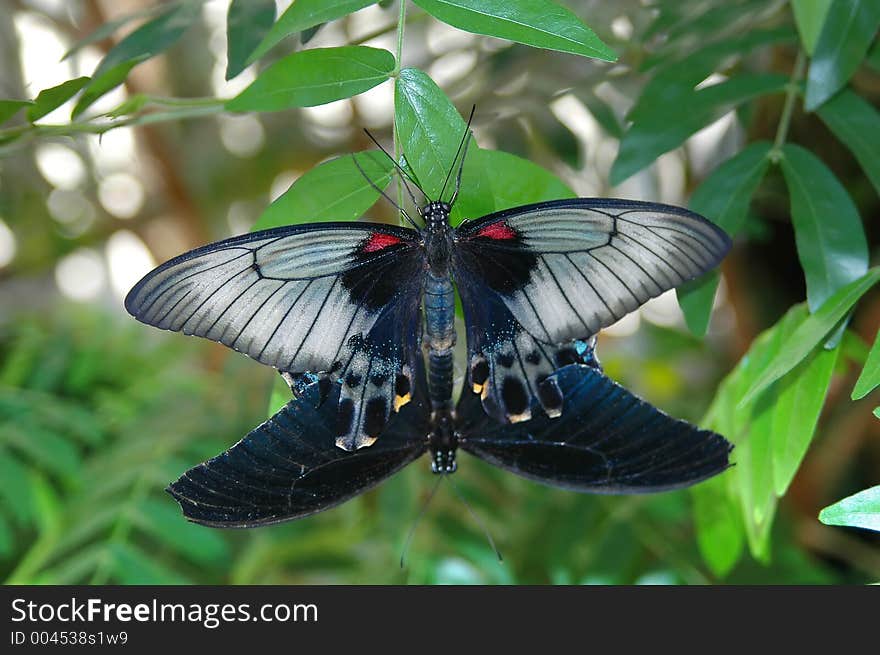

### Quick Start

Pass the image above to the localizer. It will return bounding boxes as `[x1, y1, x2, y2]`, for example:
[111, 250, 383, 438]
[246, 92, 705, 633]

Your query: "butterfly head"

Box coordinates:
[423, 201, 451, 233]
[428, 411, 458, 474]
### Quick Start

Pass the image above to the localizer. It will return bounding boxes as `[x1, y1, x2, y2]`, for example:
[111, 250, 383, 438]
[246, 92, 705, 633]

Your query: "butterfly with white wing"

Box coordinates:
[125, 118, 733, 526]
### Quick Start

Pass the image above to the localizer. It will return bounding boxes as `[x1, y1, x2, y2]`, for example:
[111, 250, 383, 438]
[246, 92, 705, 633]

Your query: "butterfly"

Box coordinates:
[125, 121, 734, 525]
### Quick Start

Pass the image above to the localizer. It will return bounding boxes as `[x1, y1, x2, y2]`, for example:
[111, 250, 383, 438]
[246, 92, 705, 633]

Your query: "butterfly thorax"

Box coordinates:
[423, 201, 453, 275]
[428, 410, 458, 474]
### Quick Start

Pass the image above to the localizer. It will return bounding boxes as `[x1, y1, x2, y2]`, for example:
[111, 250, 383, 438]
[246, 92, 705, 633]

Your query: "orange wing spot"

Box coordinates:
[476, 222, 516, 240]
[363, 232, 403, 252]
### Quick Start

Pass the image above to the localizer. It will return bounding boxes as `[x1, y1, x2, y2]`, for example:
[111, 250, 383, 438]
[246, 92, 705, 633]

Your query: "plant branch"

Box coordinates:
[770, 49, 806, 161]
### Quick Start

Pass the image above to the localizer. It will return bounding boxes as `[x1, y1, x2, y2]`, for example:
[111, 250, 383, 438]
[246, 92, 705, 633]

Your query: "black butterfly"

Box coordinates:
[125, 128, 734, 525]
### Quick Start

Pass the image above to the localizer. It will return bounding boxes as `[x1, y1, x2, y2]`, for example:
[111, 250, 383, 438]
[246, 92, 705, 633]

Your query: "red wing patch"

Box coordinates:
[362, 232, 403, 253]
[475, 222, 517, 240]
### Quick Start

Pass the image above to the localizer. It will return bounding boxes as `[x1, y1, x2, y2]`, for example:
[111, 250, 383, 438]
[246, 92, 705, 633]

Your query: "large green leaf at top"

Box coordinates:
[791, 0, 833, 55]
[394, 68, 493, 225]
[248, 0, 377, 65]
[475, 149, 573, 211]
[611, 74, 787, 185]
[740, 267, 880, 407]
[819, 486, 880, 532]
[780, 143, 868, 311]
[852, 332, 880, 400]
[412, 0, 616, 61]
[804, 0, 880, 109]
[26, 78, 90, 122]
[251, 151, 395, 232]
[677, 141, 772, 336]
[226, 0, 276, 80]
[228, 46, 395, 111]
[816, 89, 880, 198]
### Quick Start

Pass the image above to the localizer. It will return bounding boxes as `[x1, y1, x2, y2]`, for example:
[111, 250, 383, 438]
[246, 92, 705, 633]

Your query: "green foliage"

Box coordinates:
[228, 46, 396, 112]
[27, 78, 90, 122]
[819, 486, 880, 533]
[851, 333, 880, 400]
[411, 0, 616, 61]
[804, 0, 880, 109]
[252, 152, 395, 231]
[816, 89, 880, 197]
[225, 0, 276, 80]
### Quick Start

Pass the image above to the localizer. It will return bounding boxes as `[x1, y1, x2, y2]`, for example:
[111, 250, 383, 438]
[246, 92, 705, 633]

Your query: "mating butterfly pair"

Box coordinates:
[125, 127, 733, 527]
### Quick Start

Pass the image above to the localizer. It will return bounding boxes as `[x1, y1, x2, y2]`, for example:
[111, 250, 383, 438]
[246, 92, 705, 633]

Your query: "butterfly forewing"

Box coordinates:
[453, 198, 731, 422]
[456, 363, 732, 493]
[125, 223, 426, 450]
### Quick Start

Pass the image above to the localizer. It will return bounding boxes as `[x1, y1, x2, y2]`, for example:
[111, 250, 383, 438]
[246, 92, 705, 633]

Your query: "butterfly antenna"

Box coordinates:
[363, 129, 426, 213]
[445, 475, 503, 563]
[352, 153, 420, 230]
[400, 474, 444, 569]
[441, 104, 476, 206]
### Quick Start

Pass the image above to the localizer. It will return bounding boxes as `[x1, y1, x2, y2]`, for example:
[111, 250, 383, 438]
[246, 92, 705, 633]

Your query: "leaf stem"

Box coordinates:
[770, 50, 806, 162]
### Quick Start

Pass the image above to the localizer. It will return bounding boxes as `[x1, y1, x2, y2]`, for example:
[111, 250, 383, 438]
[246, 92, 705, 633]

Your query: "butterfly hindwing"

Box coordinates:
[453, 198, 731, 422]
[125, 223, 426, 450]
[456, 363, 732, 493]
[167, 369, 431, 527]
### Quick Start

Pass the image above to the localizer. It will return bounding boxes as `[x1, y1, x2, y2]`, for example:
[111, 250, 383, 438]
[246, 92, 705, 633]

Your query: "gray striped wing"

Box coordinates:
[125, 223, 425, 450]
[453, 198, 730, 423]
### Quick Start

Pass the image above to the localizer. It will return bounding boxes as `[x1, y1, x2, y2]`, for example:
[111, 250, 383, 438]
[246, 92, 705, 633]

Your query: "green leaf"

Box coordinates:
[228, 46, 395, 112]
[677, 141, 773, 335]
[874, 407, 880, 419]
[611, 74, 787, 184]
[804, 0, 880, 109]
[91, 3, 201, 80]
[62, 3, 167, 61]
[132, 498, 229, 567]
[226, 0, 276, 80]
[394, 68, 493, 225]
[780, 143, 868, 311]
[577, 89, 623, 138]
[739, 267, 880, 407]
[72, 58, 145, 119]
[691, 475, 744, 578]
[0, 100, 33, 125]
[771, 343, 840, 495]
[412, 0, 616, 61]
[852, 332, 880, 399]
[251, 151, 395, 231]
[819, 485, 880, 532]
[816, 89, 880, 198]
[475, 149, 574, 211]
[791, 0, 833, 55]
[26, 78, 90, 122]
[248, 0, 376, 64]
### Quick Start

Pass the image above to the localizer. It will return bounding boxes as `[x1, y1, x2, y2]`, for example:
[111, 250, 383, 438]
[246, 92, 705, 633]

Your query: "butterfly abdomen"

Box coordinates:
[424, 271, 456, 408]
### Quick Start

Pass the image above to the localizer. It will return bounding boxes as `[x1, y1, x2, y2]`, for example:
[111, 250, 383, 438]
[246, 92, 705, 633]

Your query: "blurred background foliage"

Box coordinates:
[0, 0, 878, 584]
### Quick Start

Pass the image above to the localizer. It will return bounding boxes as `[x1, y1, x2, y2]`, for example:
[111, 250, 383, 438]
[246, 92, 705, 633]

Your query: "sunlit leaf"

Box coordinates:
[791, 0, 833, 55]
[771, 344, 840, 495]
[677, 141, 772, 336]
[692, 475, 744, 578]
[248, 0, 376, 64]
[394, 67, 493, 225]
[475, 149, 574, 211]
[26, 78, 90, 122]
[816, 89, 880, 197]
[412, 0, 616, 61]
[611, 74, 787, 184]
[228, 46, 395, 111]
[819, 486, 880, 532]
[852, 332, 880, 400]
[804, 0, 880, 109]
[252, 151, 395, 231]
[226, 0, 276, 80]
[0, 100, 33, 125]
[780, 143, 868, 311]
[740, 267, 880, 407]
